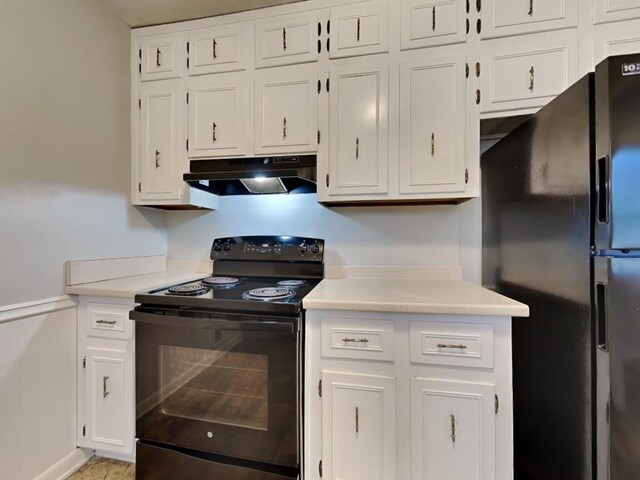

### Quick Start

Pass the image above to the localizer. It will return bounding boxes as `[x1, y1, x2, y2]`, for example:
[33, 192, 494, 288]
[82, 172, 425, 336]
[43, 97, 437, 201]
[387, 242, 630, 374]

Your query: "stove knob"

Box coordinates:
[310, 244, 320, 254]
[223, 243, 231, 252]
[299, 244, 308, 253]
[213, 243, 221, 252]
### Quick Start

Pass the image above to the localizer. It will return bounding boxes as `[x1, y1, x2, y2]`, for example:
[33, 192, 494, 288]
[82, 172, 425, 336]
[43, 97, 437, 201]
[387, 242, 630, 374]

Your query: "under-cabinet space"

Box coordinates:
[188, 24, 247, 75]
[400, 0, 467, 50]
[255, 12, 319, 68]
[140, 33, 186, 82]
[329, 3, 389, 58]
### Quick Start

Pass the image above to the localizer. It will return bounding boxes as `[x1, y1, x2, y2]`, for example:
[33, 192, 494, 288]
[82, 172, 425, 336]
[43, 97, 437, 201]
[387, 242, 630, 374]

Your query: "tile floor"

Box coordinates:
[67, 457, 134, 480]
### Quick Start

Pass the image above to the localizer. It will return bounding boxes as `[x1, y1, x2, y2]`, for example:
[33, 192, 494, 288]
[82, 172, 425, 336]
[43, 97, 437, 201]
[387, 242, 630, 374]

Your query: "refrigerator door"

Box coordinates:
[595, 54, 640, 250]
[595, 255, 640, 479]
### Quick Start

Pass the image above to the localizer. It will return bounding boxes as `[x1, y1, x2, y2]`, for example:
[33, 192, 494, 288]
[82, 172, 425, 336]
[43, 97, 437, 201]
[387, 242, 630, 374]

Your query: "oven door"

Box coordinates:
[131, 309, 299, 468]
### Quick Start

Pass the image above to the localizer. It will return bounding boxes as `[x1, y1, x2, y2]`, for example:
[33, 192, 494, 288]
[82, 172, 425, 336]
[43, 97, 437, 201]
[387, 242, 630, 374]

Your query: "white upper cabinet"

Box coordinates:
[188, 74, 246, 158]
[321, 371, 396, 480]
[399, 53, 466, 195]
[480, 0, 578, 38]
[594, 0, 640, 24]
[140, 33, 186, 81]
[411, 378, 495, 480]
[329, 3, 389, 58]
[480, 33, 579, 114]
[400, 0, 467, 50]
[139, 81, 182, 201]
[188, 24, 247, 75]
[593, 20, 640, 65]
[255, 12, 319, 69]
[328, 61, 389, 197]
[255, 65, 318, 155]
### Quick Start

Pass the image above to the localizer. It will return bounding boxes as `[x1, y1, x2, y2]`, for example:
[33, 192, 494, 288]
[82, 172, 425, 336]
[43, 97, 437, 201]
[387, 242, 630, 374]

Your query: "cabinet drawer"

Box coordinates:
[87, 303, 133, 340]
[329, 3, 389, 58]
[255, 13, 319, 68]
[481, 0, 578, 38]
[140, 34, 186, 81]
[480, 35, 578, 114]
[595, 0, 640, 24]
[594, 21, 640, 66]
[189, 24, 246, 76]
[410, 322, 493, 368]
[321, 318, 394, 361]
[400, 0, 466, 50]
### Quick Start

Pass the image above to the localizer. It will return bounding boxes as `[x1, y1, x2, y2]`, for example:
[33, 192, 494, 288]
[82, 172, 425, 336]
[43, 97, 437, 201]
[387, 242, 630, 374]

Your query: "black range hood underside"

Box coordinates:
[184, 155, 317, 196]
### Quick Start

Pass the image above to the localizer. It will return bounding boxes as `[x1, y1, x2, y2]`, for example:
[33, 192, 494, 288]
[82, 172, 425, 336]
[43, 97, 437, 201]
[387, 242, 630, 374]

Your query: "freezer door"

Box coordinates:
[595, 255, 640, 479]
[595, 54, 640, 250]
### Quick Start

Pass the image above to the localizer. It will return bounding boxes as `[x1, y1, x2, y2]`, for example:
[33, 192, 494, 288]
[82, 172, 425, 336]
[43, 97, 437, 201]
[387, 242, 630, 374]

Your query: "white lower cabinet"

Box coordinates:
[321, 372, 396, 480]
[410, 378, 495, 480]
[77, 297, 135, 460]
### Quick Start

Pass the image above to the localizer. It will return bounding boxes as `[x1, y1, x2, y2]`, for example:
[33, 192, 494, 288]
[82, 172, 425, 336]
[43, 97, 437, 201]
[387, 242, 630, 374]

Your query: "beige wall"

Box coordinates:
[0, 0, 166, 307]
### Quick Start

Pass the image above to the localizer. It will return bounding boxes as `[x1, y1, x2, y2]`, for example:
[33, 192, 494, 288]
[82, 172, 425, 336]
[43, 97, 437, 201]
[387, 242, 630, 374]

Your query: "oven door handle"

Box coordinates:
[129, 310, 295, 333]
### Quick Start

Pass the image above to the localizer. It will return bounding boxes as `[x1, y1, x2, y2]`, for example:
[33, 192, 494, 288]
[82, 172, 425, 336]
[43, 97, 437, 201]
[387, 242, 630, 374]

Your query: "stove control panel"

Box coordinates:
[210, 236, 324, 262]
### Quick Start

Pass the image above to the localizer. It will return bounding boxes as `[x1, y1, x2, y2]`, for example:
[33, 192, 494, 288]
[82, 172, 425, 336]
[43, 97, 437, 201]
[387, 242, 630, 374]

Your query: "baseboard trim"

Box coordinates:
[33, 448, 93, 480]
[95, 449, 135, 464]
[0, 295, 77, 324]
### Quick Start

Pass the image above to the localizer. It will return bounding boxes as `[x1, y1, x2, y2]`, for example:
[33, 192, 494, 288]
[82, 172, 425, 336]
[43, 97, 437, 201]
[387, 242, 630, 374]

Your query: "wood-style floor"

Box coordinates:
[67, 457, 134, 480]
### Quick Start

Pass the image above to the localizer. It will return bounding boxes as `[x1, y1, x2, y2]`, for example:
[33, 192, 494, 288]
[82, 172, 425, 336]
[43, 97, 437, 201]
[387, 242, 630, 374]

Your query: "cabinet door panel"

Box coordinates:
[594, 21, 640, 66]
[255, 66, 317, 154]
[83, 349, 134, 454]
[330, 4, 389, 58]
[595, 0, 640, 24]
[400, 54, 466, 194]
[482, 0, 578, 38]
[189, 75, 246, 158]
[140, 81, 181, 201]
[401, 0, 466, 50]
[189, 24, 246, 75]
[140, 34, 185, 81]
[255, 13, 318, 68]
[322, 372, 396, 480]
[411, 378, 495, 480]
[329, 63, 389, 196]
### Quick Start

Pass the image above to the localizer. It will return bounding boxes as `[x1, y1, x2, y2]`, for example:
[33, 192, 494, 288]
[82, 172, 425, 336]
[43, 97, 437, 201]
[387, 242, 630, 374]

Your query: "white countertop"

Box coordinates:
[65, 271, 206, 299]
[303, 278, 529, 317]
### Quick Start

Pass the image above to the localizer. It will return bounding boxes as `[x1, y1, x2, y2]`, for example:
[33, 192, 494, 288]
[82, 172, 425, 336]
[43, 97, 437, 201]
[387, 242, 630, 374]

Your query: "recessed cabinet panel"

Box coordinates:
[189, 24, 246, 75]
[481, 35, 579, 113]
[255, 66, 318, 154]
[140, 34, 185, 81]
[329, 63, 389, 196]
[330, 4, 389, 58]
[482, 0, 578, 38]
[189, 75, 246, 158]
[83, 349, 134, 454]
[411, 378, 495, 480]
[594, 0, 640, 24]
[255, 13, 318, 68]
[322, 372, 396, 480]
[594, 21, 640, 65]
[400, 0, 466, 50]
[399, 54, 466, 194]
[140, 81, 181, 201]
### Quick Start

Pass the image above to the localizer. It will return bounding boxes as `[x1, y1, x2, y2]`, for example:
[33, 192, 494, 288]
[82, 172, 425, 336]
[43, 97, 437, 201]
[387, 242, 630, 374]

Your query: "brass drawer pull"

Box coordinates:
[431, 133, 435, 157]
[103, 376, 110, 398]
[96, 320, 117, 325]
[529, 66, 535, 92]
[212, 122, 217, 143]
[155, 149, 160, 168]
[432, 6, 436, 31]
[156, 48, 161, 67]
[283, 117, 287, 139]
[437, 343, 468, 350]
[450, 414, 456, 443]
[355, 137, 360, 159]
[212, 38, 217, 59]
[357, 18, 361, 42]
[355, 406, 360, 433]
[283, 27, 287, 51]
[528, 0, 534, 16]
[343, 337, 370, 344]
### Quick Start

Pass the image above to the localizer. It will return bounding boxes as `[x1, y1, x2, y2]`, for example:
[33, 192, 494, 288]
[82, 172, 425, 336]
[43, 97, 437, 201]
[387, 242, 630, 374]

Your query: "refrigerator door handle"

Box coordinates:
[596, 155, 611, 224]
[596, 282, 609, 351]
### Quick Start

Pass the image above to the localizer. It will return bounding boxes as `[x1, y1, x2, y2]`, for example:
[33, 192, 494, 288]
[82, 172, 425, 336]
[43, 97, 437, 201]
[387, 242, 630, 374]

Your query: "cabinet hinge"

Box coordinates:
[476, 62, 481, 77]
[138, 182, 142, 193]
[317, 80, 321, 94]
[138, 98, 141, 109]
[186, 92, 189, 104]
[82, 356, 86, 369]
[138, 63, 141, 74]
[465, 63, 469, 78]
[476, 89, 481, 105]
[318, 379, 322, 397]
[82, 425, 86, 436]
[138, 48, 142, 60]
[187, 57, 190, 69]
[187, 41, 190, 54]
[495, 394, 499, 414]
[476, 18, 482, 34]
[186, 139, 189, 151]
[317, 130, 321, 144]
[325, 174, 330, 188]
[477, 0, 482, 12]
[465, 168, 469, 184]
[326, 78, 330, 93]
[319, 460, 323, 478]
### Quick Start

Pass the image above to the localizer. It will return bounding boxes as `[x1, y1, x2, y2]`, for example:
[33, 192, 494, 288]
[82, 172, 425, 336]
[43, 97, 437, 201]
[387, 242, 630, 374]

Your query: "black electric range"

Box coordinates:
[130, 235, 324, 480]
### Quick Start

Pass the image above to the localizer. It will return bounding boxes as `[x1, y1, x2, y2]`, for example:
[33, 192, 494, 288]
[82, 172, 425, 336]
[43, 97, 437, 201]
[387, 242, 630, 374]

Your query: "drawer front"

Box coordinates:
[87, 303, 133, 340]
[400, 0, 466, 50]
[482, 0, 578, 38]
[330, 4, 389, 58]
[189, 24, 246, 75]
[595, 0, 640, 24]
[410, 322, 493, 368]
[321, 318, 394, 361]
[481, 36, 578, 113]
[594, 21, 640, 66]
[140, 34, 185, 81]
[255, 13, 319, 68]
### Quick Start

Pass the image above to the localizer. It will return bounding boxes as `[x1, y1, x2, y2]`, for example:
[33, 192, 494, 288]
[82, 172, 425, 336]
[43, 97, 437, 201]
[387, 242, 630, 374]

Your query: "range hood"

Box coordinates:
[184, 155, 317, 196]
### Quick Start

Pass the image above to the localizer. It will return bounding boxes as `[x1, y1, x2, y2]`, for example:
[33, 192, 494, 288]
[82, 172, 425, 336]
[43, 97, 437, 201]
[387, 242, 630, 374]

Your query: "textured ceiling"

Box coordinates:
[100, 0, 308, 27]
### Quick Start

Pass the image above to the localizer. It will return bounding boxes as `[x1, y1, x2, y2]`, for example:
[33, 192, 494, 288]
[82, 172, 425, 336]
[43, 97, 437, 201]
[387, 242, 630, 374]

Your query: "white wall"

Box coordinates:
[167, 194, 475, 276]
[0, 0, 166, 308]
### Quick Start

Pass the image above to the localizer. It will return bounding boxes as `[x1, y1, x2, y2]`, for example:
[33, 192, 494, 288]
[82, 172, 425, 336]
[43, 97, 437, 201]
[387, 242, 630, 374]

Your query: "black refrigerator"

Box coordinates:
[482, 53, 640, 480]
